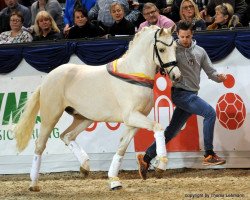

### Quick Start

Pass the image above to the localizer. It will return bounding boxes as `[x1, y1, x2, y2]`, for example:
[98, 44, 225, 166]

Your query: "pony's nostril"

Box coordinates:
[175, 78, 179, 82]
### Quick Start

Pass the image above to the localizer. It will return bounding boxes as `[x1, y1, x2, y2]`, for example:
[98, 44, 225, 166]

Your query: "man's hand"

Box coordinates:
[217, 74, 227, 82]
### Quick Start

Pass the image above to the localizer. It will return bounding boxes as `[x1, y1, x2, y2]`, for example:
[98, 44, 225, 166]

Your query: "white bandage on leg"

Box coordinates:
[108, 153, 123, 178]
[30, 154, 42, 181]
[69, 141, 89, 165]
[154, 131, 167, 157]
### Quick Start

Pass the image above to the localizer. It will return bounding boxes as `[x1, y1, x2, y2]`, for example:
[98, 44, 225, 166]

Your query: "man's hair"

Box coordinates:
[176, 20, 194, 33]
[142, 3, 159, 14]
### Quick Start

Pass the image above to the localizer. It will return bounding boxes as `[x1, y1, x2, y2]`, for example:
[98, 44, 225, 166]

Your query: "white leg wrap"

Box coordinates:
[108, 153, 123, 178]
[69, 141, 89, 165]
[154, 131, 167, 157]
[30, 154, 41, 181]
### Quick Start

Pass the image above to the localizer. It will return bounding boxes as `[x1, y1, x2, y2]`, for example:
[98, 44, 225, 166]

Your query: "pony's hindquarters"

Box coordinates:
[14, 87, 41, 152]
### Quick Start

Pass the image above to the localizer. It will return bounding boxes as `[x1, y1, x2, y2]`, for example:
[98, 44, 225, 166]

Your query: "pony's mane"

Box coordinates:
[122, 26, 160, 58]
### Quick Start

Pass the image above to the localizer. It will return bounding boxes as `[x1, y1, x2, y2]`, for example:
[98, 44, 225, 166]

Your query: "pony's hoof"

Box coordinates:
[80, 160, 90, 177]
[155, 167, 164, 179]
[80, 166, 89, 178]
[109, 177, 122, 191]
[111, 185, 123, 191]
[29, 186, 41, 192]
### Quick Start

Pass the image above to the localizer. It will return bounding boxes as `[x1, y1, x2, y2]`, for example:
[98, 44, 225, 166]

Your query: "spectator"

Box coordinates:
[31, 0, 64, 32]
[138, 2, 175, 31]
[207, 3, 242, 30]
[33, 10, 62, 41]
[67, 8, 105, 39]
[200, 0, 247, 26]
[88, 0, 130, 32]
[180, 0, 206, 30]
[63, 0, 96, 34]
[0, 0, 31, 33]
[109, 2, 135, 36]
[0, 11, 33, 44]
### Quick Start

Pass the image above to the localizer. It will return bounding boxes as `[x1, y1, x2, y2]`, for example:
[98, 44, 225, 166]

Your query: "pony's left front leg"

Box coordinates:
[108, 126, 138, 190]
[123, 111, 168, 171]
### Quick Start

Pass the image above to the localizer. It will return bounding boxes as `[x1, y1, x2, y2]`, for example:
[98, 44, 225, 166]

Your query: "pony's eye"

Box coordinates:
[159, 49, 165, 53]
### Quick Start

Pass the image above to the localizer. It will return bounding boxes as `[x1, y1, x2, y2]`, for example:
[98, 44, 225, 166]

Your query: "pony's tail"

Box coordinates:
[14, 87, 41, 152]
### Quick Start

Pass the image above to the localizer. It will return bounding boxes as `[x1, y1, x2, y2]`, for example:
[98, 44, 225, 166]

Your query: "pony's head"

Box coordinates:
[152, 27, 181, 82]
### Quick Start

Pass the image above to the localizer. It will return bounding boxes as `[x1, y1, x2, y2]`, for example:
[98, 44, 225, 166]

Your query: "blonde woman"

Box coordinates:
[179, 0, 206, 30]
[33, 10, 62, 41]
[207, 3, 242, 30]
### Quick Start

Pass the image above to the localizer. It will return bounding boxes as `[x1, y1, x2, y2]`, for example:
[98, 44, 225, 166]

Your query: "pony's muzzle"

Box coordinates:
[169, 66, 181, 82]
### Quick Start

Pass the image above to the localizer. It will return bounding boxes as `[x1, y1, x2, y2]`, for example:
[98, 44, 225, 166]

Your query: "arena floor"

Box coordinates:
[0, 169, 249, 200]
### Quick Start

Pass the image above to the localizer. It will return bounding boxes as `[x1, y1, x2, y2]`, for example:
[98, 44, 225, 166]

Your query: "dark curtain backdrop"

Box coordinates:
[0, 30, 250, 74]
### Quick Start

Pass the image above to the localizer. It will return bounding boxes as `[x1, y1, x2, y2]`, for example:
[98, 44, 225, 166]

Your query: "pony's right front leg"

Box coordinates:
[124, 112, 168, 172]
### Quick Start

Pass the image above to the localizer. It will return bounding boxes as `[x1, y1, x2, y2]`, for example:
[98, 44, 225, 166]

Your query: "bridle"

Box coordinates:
[153, 29, 178, 76]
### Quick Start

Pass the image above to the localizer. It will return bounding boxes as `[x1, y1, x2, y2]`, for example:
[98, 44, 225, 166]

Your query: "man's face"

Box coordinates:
[143, 7, 159, 25]
[177, 29, 193, 48]
[5, 0, 17, 8]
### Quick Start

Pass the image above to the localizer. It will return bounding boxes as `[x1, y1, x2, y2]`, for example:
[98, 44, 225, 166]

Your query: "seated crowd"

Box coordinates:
[0, 0, 249, 44]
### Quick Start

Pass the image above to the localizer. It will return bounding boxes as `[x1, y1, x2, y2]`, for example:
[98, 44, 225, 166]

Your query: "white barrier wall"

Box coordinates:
[0, 49, 249, 174]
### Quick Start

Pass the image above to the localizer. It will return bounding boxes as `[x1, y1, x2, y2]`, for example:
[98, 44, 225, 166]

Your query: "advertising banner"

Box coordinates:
[0, 50, 249, 174]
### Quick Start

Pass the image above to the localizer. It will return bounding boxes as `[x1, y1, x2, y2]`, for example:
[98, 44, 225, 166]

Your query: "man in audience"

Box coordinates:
[0, 0, 31, 33]
[138, 2, 175, 31]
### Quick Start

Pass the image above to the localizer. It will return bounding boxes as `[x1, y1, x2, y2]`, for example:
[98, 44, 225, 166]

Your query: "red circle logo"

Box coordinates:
[216, 93, 246, 130]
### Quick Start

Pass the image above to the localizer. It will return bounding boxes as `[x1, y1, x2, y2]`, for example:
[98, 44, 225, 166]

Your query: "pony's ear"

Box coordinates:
[159, 27, 164, 35]
[166, 25, 176, 34]
[170, 24, 176, 33]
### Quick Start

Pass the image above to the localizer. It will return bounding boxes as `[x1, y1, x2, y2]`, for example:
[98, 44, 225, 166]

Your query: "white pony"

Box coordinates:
[14, 26, 181, 191]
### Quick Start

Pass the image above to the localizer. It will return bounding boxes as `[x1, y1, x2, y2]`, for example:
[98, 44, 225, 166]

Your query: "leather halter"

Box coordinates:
[153, 29, 177, 76]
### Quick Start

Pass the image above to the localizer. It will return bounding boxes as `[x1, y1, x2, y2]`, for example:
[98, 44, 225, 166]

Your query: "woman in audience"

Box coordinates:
[63, 0, 96, 35]
[207, 3, 242, 30]
[179, 0, 206, 30]
[33, 10, 62, 41]
[109, 2, 135, 36]
[30, 0, 64, 31]
[67, 8, 105, 39]
[0, 11, 33, 44]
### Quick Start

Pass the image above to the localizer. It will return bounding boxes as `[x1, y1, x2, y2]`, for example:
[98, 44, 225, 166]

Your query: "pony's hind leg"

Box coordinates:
[60, 114, 93, 177]
[108, 126, 138, 190]
[29, 99, 64, 192]
[29, 118, 62, 192]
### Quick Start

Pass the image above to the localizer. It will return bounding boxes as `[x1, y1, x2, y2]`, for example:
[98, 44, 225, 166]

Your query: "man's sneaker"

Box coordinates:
[137, 154, 149, 180]
[203, 154, 226, 166]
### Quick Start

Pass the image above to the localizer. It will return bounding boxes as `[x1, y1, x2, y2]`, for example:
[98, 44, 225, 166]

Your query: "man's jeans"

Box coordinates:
[146, 87, 216, 159]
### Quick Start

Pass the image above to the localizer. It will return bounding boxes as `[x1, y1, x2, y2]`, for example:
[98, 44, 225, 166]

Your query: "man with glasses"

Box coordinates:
[138, 2, 175, 31]
[0, 0, 31, 33]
